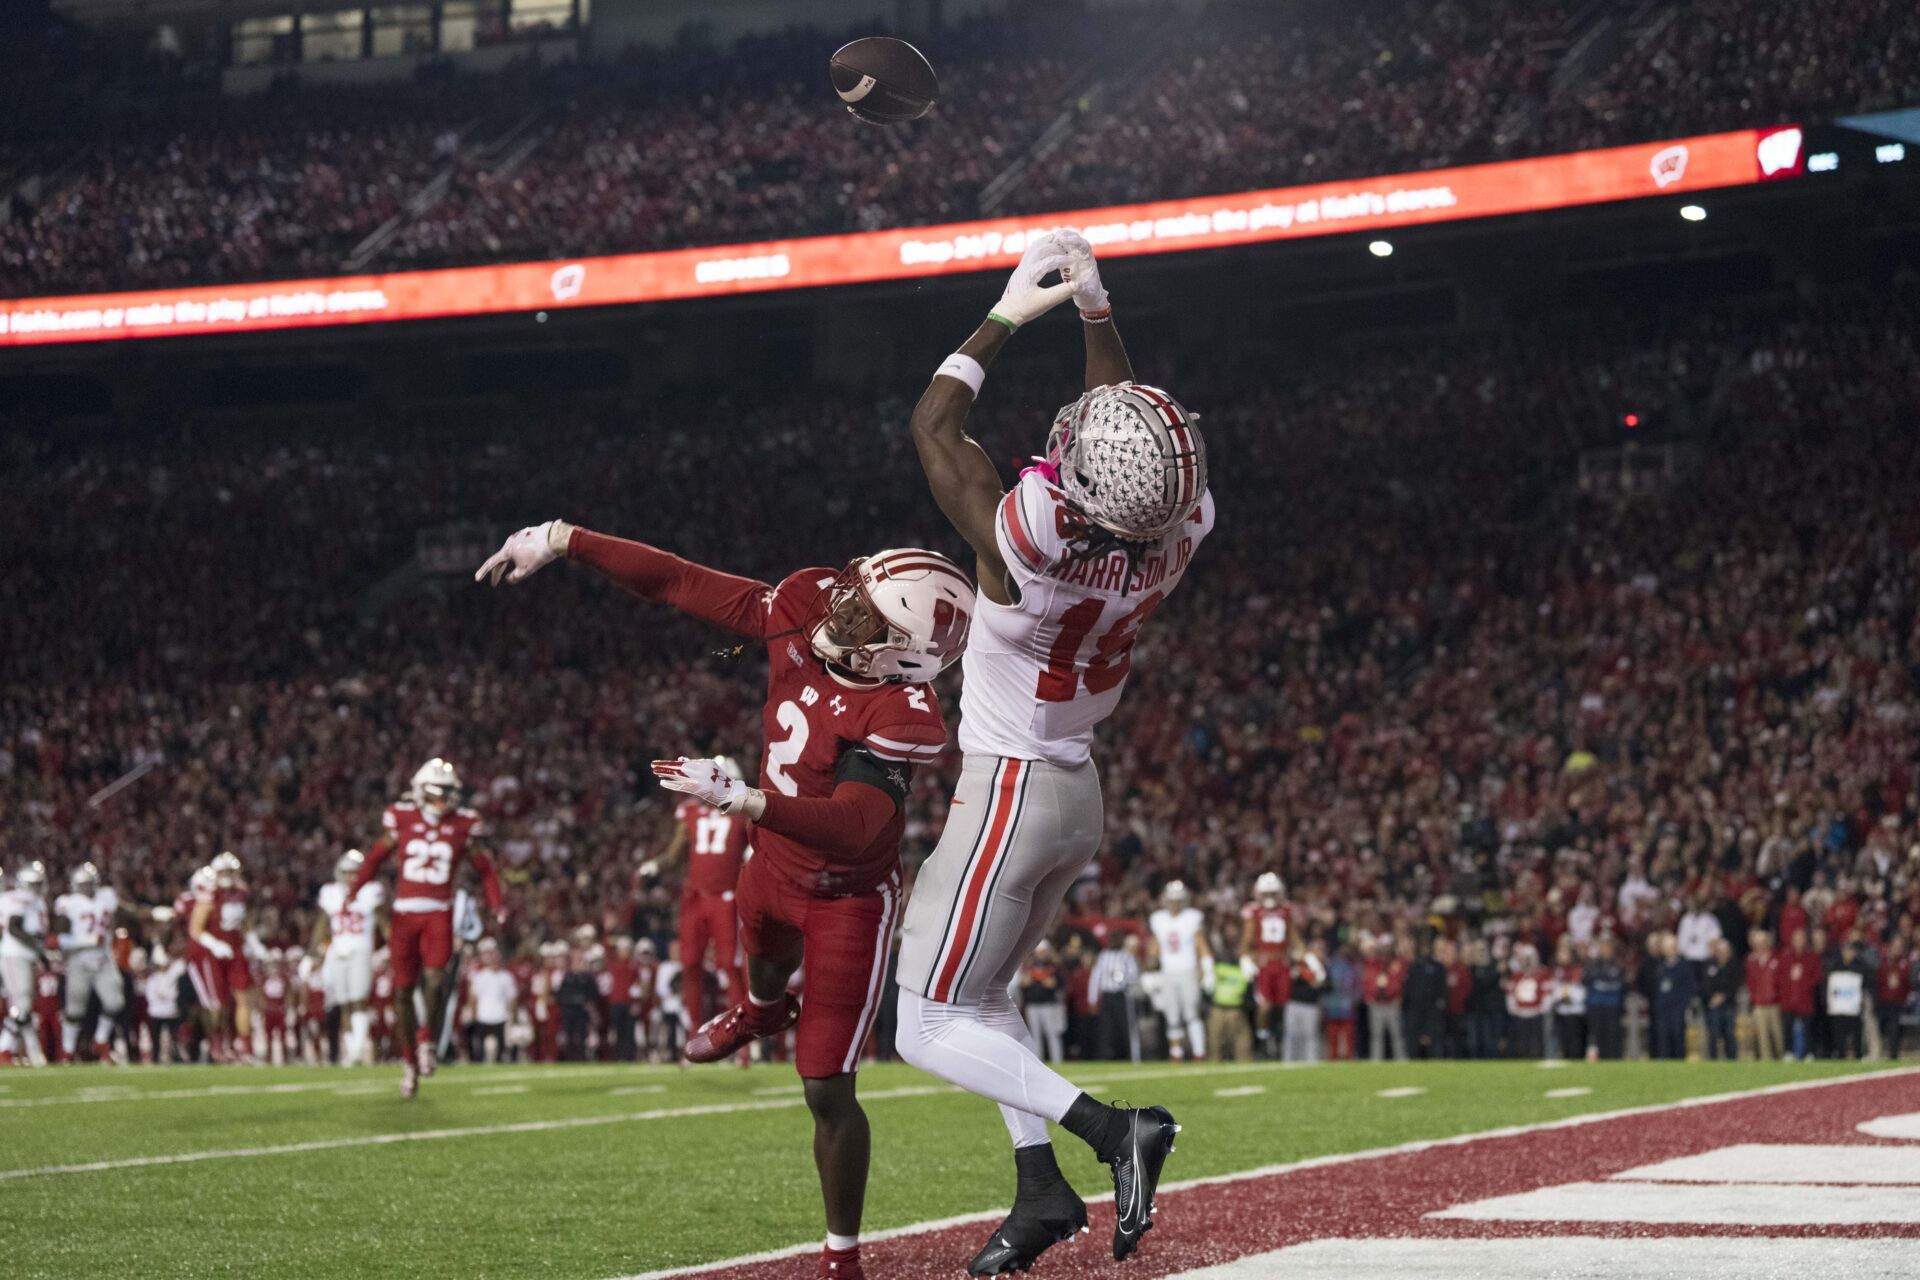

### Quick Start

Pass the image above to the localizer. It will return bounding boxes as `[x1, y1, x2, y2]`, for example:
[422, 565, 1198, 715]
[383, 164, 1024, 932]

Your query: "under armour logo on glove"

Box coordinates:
[652, 757, 750, 815]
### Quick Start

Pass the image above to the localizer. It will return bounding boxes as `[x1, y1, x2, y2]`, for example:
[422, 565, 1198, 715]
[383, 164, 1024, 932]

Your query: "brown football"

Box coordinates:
[829, 36, 938, 125]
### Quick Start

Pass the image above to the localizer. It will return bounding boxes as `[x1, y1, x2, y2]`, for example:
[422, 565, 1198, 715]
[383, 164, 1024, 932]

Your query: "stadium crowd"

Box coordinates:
[4, 284, 1919, 1067]
[6, 0, 1920, 293]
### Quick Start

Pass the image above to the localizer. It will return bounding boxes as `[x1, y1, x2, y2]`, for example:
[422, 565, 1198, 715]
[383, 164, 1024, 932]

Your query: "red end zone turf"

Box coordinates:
[647, 1068, 1920, 1279]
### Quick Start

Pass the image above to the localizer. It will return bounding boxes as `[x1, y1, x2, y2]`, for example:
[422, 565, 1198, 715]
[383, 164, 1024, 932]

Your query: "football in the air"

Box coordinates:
[829, 36, 938, 124]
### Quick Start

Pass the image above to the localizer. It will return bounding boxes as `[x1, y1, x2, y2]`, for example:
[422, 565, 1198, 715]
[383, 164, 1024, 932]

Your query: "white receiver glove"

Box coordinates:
[1056, 228, 1110, 318]
[989, 231, 1076, 331]
[200, 935, 235, 961]
[637, 859, 661, 879]
[652, 757, 754, 816]
[476, 520, 572, 586]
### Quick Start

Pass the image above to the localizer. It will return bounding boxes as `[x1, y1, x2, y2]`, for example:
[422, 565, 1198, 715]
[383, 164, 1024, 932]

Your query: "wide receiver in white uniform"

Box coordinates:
[1148, 881, 1211, 1062]
[314, 850, 385, 1066]
[1, 862, 52, 1066]
[894, 229, 1213, 1273]
[53, 862, 127, 1063]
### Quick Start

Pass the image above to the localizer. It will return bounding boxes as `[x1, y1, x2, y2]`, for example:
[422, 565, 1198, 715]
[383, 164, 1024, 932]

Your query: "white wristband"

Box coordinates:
[935, 353, 987, 396]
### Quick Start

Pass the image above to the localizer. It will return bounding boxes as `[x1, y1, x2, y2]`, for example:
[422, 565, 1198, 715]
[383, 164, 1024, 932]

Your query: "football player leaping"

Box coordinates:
[479, 524, 972, 1280]
[894, 228, 1214, 1273]
[349, 759, 504, 1097]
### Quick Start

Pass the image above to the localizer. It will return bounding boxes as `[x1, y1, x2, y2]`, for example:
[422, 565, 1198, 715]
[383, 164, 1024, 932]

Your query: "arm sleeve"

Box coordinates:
[469, 849, 504, 914]
[568, 528, 772, 639]
[754, 781, 900, 862]
[350, 835, 394, 898]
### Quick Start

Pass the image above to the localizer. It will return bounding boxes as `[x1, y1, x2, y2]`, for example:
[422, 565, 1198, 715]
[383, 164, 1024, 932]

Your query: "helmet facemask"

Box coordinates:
[1045, 384, 1207, 554]
[809, 564, 893, 679]
[808, 552, 973, 684]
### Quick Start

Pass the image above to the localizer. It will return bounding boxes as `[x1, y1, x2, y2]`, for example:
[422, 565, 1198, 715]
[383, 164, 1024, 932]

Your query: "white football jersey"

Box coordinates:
[1149, 906, 1206, 975]
[318, 881, 384, 952]
[0, 887, 48, 958]
[54, 887, 119, 950]
[959, 470, 1215, 765]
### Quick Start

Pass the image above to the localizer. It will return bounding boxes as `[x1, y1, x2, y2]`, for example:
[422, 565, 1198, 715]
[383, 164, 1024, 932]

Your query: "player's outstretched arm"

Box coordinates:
[477, 520, 773, 639]
[1057, 230, 1135, 389]
[912, 231, 1074, 602]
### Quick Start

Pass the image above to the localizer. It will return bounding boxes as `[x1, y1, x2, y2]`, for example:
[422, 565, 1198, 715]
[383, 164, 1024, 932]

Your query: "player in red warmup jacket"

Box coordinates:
[640, 771, 752, 1038]
[350, 758, 504, 1097]
[480, 520, 973, 1280]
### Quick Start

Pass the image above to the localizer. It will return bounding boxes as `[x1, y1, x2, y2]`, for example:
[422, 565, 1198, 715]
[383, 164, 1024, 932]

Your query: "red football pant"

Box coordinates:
[1325, 1016, 1355, 1060]
[389, 909, 453, 988]
[1255, 960, 1292, 1008]
[679, 890, 741, 1033]
[186, 950, 228, 1011]
[734, 855, 900, 1079]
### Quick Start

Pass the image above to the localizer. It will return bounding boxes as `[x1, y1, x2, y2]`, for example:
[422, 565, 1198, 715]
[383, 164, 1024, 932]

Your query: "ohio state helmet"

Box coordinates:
[336, 849, 364, 885]
[1046, 382, 1206, 543]
[14, 860, 46, 893]
[411, 758, 462, 817]
[71, 861, 100, 893]
[809, 548, 974, 682]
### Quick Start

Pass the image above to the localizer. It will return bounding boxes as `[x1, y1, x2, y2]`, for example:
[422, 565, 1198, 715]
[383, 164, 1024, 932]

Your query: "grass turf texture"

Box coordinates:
[0, 1058, 1885, 1278]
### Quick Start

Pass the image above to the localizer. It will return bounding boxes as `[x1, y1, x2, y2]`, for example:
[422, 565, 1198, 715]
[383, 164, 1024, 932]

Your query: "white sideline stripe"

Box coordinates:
[612, 1066, 1920, 1279]
[1432, 1180, 1920, 1225]
[1214, 1086, 1266, 1098]
[1375, 1087, 1425, 1098]
[1859, 1111, 1920, 1140]
[1544, 1087, 1593, 1099]
[0, 1064, 668, 1108]
[1614, 1143, 1920, 1184]
[1162, 1237, 1920, 1279]
[0, 1087, 955, 1183]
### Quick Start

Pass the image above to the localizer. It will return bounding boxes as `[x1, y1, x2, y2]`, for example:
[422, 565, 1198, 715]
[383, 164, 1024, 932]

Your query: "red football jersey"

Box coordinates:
[1242, 903, 1292, 963]
[361, 801, 498, 911]
[675, 800, 750, 896]
[753, 570, 948, 893]
[261, 973, 289, 1018]
[192, 884, 248, 947]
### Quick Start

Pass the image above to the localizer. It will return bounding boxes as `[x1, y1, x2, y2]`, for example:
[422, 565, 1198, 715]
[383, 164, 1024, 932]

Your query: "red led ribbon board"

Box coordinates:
[1, 128, 1771, 347]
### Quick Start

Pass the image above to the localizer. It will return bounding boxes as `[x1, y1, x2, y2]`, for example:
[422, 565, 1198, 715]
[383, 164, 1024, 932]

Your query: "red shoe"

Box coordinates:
[819, 1246, 863, 1279]
[685, 995, 799, 1065]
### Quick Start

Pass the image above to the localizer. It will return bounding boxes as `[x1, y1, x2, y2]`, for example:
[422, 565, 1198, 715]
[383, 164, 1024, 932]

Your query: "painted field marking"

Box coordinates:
[751, 1085, 805, 1097]
[1544, 1086, 1592, 1099]
[1162, 1237, 1920, 1279]
[0, 1086, 954, 1183]
[1214, 1086, 1266, 1098]
[0, 1064, 668, 1108]
[1536, 1059, 1570, 1069]
[612, 1065, 1920, 1280]
[334, 1085, 388, 1096]
[470, 1085, 530, 1097]
[1859, 1111, 1920, 1140]
[1430, 1180, 1920, 1226]
[1375, 1086, 1425, 1098]
[611, 1086, 667, 1097]
[1613, 1143, 1920, 1184]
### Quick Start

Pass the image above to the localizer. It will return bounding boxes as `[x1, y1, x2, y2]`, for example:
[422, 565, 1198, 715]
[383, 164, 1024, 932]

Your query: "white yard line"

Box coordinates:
[0, 1087, 955, 1183]
[1375, 1086, 1426, 1099]
[1544, 1086, 1593, 1099]
[0, 1064, 667, 1108]
[1214, 1086, 1267, 1098]
[612, 1066, 1920, 1280]
[469, 1085, 531, 1097]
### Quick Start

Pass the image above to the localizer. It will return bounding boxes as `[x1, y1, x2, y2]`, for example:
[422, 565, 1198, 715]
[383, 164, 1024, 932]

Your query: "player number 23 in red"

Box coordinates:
[1036, 592, 1163, 702]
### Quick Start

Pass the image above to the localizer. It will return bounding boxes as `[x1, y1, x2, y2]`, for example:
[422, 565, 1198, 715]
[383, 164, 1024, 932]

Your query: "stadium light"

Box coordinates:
[1680, 204, 1707, 222]
[1368, 240, 1394, 258]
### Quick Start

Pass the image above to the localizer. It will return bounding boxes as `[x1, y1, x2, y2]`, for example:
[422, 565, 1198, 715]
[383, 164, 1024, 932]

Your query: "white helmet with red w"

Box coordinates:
[1046, 382, 1205, 543]
[809, 549, 974, 683]
[411, 758, 462, 819]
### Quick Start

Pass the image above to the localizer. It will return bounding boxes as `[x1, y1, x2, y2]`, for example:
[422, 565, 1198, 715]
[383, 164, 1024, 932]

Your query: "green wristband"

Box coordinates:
[986, 311, 1019, 333]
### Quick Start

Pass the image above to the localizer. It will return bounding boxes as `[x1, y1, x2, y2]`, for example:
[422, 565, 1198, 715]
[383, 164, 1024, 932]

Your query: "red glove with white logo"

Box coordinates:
[652, 757, 753, 816]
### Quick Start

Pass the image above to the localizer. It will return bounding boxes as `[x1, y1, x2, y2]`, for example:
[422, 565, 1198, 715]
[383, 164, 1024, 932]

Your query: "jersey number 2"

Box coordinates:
[1036, 592, 1164, 702]
[766, 700, 809, 796]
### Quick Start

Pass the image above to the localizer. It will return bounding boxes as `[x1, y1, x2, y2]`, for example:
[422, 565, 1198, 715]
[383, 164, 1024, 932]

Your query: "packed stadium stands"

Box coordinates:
[5, 279, 1917, 1064]
[6, 0, 1920, 294]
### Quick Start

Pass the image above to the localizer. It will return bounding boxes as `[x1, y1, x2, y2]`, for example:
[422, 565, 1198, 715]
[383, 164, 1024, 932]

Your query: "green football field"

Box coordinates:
[0, 1056, 1886, 1279]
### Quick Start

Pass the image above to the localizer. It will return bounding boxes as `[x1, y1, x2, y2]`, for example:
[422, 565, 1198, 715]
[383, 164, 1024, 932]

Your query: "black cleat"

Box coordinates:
[1104, 1106, 1180, 1261]
[966, 1182, 1088, 1276]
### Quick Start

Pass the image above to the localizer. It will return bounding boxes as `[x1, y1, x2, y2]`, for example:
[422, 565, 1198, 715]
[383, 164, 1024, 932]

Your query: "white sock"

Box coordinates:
[976, 989, 1056, 1148]
[825, 1233, 859, 1252]
[896, 989, 1081, 1128]
[1, 1023, 18, 1054]
[1188, 1017, 1207, 1059]
[348, 1010, 372, 1065]
[748, 990, 781, 1007]
[62, 1018, 80, 1056]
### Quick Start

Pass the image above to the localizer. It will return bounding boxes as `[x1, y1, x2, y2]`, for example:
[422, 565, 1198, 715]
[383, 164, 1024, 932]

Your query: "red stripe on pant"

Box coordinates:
[930, 760, 1025, 1002]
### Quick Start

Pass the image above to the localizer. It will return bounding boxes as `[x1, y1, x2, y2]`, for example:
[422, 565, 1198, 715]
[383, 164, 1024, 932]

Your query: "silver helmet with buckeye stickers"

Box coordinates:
[1045, 382, 1206, 544]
